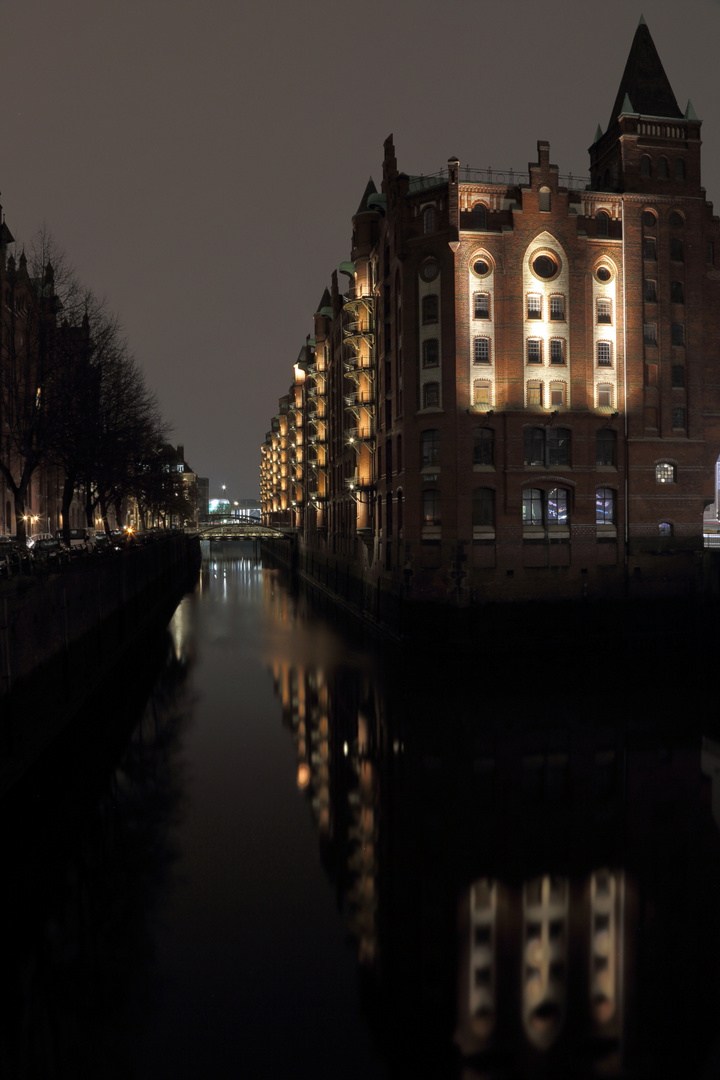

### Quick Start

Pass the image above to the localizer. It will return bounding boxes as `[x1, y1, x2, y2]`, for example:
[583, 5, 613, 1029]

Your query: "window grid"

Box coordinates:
[473, 336, 491, 365]
[527, 339, 542, 365]
[597, 299, 612, 324]
[550, 296, 565, 321]
[550, 339, 565, 365]
[596, 488, 615, 524]
[473, 292, 490, 320]
[597, 342, 613, 367]
[527, 295, 542, 320]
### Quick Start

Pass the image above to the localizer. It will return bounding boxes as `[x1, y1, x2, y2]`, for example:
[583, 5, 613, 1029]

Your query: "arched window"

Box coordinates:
[386, 492, 393, 536]
[658, 156, 669, 179]
[421, 294, 438, 324]
[421, 429, 440, 466]
[473, 427, 494, 466]
[659, 521, 673, 536]
[423, 489, 441, 525]
[422, 339, 439, 367]
[473, 380, 491, 409]
[641, 155, 652, 177]
[396, 434, 403, 473]
[597, 210, 610, 237]
[473, 203, 488, 229]
[423, 382, 440, 409]
[473, 488, 495, 527]
[596, 428, 616, 466]
[596, 488, 615, 524]
[397, 490, 404, 533]
[423, 206, 435, 234]
[473, 336, 491, 364]
[522, 488, 568, 525]
[473, 292, 490, 319]
[656, 462, 676, 483]
[539, 187, 551, 212]
[597, 341, 613, 367]
[597, 384, 613, 408]
[675, 158, 686, 180]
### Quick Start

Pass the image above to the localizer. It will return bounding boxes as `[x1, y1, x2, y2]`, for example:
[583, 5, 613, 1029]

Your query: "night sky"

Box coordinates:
[1, 0, 718, 501]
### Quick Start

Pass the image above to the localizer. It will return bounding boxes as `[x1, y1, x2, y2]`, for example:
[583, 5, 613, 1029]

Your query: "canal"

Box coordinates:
[3, 542, 720, 1078]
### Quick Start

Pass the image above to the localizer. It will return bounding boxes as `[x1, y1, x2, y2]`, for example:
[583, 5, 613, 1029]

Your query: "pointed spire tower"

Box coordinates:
[589, 17, 702, 194]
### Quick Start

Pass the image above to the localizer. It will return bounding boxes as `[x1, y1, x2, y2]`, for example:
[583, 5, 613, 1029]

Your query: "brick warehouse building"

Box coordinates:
[260, 19, 720, 609]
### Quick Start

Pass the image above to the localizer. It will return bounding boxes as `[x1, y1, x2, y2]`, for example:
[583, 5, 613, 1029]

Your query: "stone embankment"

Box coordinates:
[0, 532, 200, 794]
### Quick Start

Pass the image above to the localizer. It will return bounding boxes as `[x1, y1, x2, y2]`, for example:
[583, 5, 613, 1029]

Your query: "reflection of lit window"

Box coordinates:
[596, 488, 615, 524]
[522, 488, 568, 525]
[422, 488, 441, 525]
[659, 521, 673, 536]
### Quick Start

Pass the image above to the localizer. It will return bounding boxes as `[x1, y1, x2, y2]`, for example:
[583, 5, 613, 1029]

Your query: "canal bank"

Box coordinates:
[261, 532, 720, 663]
[0, 533, 200, 795]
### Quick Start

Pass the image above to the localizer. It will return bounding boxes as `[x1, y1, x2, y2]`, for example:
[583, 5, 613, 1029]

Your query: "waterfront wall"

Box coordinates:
[0, 534, 200, 793]
[261, 532, 720, 654]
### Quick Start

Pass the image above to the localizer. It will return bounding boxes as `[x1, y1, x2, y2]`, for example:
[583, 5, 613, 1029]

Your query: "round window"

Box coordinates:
[595, 265, 613, 283]
[642, 210, 657, 228]
[669, 211, 684, 228]
[472, 258, 491, 277]
[421, 259, 439, 281]
[532, 254, 557, 280]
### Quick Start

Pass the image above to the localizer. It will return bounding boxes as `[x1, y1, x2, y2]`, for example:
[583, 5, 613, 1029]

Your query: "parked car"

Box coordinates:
[55, 528, 96, 554]
[33, 538, 70, 567]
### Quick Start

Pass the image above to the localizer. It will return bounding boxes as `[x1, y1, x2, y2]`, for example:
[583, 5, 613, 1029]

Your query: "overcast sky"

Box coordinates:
[1, 0, 719, 500]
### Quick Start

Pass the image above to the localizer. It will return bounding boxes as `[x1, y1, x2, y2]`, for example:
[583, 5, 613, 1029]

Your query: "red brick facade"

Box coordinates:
[261, 20, 720, 605]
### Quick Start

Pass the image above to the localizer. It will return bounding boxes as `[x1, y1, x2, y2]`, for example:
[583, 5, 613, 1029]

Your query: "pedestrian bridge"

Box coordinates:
[195, 521, 286, 542]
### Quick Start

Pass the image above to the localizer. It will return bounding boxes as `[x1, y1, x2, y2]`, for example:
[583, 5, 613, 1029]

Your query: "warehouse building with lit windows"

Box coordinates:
[261, 18, 720, 611]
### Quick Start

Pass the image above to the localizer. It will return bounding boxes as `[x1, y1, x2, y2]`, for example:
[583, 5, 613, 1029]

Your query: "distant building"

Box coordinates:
[261, 19, 720, 604]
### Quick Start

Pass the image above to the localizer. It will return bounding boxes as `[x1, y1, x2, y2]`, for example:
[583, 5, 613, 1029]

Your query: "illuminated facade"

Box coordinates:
[261, 19, 720, 605]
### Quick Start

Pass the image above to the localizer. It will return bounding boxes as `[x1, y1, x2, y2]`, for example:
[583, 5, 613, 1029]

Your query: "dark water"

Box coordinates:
[3, 544, 720, 1079]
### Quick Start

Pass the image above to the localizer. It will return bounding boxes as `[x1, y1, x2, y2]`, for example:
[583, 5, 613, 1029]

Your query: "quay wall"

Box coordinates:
[261, 532, 720, 659]
[0, 534, 200, 794]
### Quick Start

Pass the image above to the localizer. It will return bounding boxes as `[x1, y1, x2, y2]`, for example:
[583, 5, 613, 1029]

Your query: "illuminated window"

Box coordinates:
[527, 381, 543, 406]
[656, 462, 675, 483]
[598, 384, 613, 408]
[423, 381, 440, 408]
[473, 292, 490, 319]
[422, 339, 439, 367]
[550, 339, 565, 365]
[421, 429, 440, 466]
[659, 521, 673, 536]
[597, 298, 612, 324]
[597, 342, 612, 367]
[523, 488, 568, 525]
[527, 294, 542, 319]
[422, 294, 438, 324]
[596, 429, 616, 466]
[527, 339, 542, 364]
[596, 488, 615, 524]
[473, 487, 495, 526]
[549, 295, 565, 321]
[473, 336, 491, 364]
[473, 428, 494, 466]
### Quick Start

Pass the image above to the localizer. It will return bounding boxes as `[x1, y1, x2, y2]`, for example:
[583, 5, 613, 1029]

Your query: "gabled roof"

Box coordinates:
[609, 16, 683, 125]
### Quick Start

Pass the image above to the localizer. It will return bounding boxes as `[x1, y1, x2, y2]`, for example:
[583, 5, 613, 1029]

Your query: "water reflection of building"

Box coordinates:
[269, 634, 720, 1078]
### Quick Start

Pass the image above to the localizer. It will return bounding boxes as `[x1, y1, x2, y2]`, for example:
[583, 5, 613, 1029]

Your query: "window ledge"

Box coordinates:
[421, 525, 441, 539]
[596, 464, 618, 472]
[473, 527, 495, 539]
[596, 525, 617, 537]
[473, 464, 495, 472]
